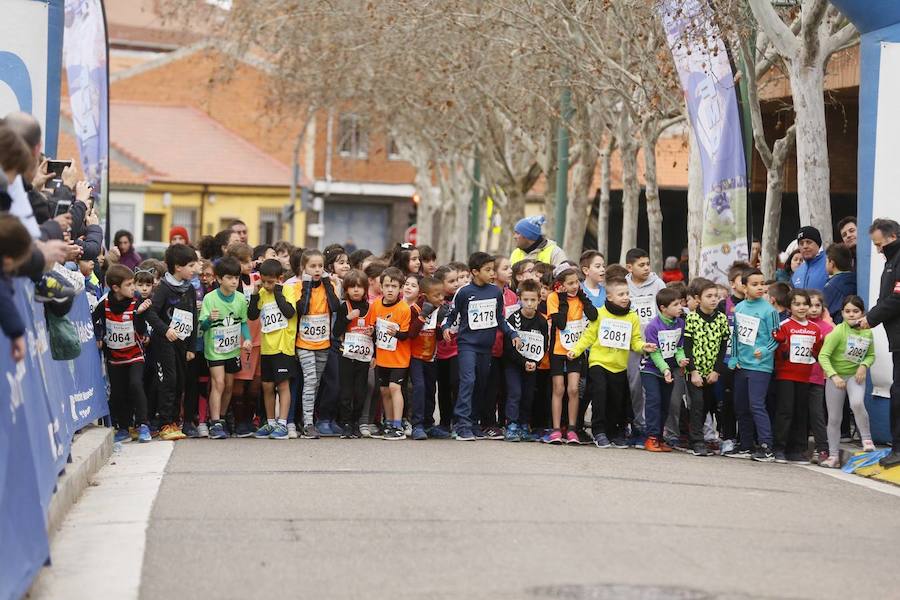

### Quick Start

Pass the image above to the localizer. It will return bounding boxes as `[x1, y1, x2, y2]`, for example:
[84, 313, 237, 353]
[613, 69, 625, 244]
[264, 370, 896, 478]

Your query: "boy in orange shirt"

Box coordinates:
[409, 276, 446, 439]
[366, 266, 413, 440]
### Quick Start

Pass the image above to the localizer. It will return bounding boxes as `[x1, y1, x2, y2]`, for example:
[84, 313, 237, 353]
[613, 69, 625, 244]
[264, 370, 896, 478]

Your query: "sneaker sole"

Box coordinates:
[454, 436, 476, 441]
[270, 435, 289, 440]
[724, 452, 752, 459]
[383, 436, 407, 441]
[753, 456, 776, 463]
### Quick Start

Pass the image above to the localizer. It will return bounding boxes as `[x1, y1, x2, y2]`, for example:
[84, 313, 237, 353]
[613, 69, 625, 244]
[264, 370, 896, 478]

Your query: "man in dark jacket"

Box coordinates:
[859, 218, 900, 468]
[823, 243, 856, 324]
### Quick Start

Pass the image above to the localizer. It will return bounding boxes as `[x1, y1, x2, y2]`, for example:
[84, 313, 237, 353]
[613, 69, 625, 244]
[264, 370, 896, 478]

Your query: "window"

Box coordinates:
[109, 203, 135, 241]
[338, 113, 368, 158]
[387, 135, 402, 160]
[172, 207, 199, 245]
[258, 208, 282, 245]
[143, 214, 164, 242]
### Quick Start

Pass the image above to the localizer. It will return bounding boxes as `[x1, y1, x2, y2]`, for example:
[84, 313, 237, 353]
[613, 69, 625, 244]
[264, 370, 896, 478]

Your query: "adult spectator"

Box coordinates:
[838, 216, 858, 268]
[169, 226, 190, 245]
[230, 219, 249, 245]
[749, 237, 761, 269]
[858, 219, 900, 469]
[113, 230, 142, 269]
[776, 248, 803, 284]
[791, 226, 828, 290]
[661, 256, 684, 283]
[510, 215, 566, 266]
[823, 243, 856, 324]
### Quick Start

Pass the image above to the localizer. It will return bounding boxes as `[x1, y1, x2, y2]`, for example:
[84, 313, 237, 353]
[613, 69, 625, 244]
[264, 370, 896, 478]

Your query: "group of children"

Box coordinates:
[89, 234, 876, 468]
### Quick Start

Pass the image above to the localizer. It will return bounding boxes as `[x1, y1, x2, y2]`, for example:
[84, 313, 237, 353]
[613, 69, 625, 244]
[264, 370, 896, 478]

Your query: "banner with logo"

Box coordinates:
[0, 280, 108, 599]
[659, 0, 749, 283]
[64, 0, 109, 228]
[0, 0, 64, 156]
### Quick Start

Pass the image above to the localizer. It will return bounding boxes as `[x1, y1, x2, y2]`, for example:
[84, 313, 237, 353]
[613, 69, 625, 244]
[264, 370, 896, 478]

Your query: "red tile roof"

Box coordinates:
[109, 101, 293, 187]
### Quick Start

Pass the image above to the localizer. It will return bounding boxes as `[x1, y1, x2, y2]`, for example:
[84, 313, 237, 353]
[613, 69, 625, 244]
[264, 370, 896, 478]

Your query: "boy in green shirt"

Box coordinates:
[200, 257, 252, 439]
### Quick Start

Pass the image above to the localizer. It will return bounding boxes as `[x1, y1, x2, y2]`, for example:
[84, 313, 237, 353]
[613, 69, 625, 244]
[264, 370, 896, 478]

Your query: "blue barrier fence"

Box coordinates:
[0, 280, 108, 600]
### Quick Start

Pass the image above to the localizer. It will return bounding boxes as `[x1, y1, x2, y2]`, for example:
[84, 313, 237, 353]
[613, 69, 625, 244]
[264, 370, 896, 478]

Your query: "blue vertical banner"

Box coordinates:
[659, 0, 749, 284]
[64, 0, 109, 227]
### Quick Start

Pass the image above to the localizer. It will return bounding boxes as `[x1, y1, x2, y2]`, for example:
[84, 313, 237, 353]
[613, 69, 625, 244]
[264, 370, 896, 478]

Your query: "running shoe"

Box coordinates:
[484, 426, 504, 440]
[34, 271, 76, 303]
[774, 450, 788, 464]
[159, 423, 187, 441]
[610, 437, 629, 449]
[383, 425, 406, 441]
[753, 444, 775, 463]
[862, 440, 877, 452]
[504, 423, 520, 442]
[358, 423, 372, 438]
[270, 423, 289, 440]
[114, 428, 131, 444]
[208, 421, 228, 440]
[542, 429, 563, 444]
[317, 420, 339, 437]
[402, 419, 413, 437]
[644, 436, 663, 452]
[301, 424, 320, 439]
[820, 455, 840, 469]
[593, 433, 611, 448]
[426, 426, 451, 439]
[576, 430, 593, 445]
[691, 443, 709, 457]
[786, 453, 811, 465]
[182, 424, 201, 439]
[287, 423, 298, 439]
[235, 422, 255, 438]
[137, 424, 152, 443]
[412, 425, 428, 440]
[455, 427, 475, 441]
[254, 423, 275, 439]
[196, 422, 210, 438]
[719, 439, 736, 455]
[724, 447, 752, 459]
[565, 430, 579, 444]
[471, 425, 487, 440]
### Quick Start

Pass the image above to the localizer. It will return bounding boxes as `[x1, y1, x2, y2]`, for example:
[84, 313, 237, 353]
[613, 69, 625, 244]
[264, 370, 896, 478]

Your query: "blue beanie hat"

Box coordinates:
[514, 215, 545, 241]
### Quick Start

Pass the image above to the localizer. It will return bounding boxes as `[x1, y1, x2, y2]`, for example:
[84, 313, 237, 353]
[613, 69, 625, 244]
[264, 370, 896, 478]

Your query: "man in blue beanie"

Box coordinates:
[510, 215, 567, 266]
[791, 226, 828, 291]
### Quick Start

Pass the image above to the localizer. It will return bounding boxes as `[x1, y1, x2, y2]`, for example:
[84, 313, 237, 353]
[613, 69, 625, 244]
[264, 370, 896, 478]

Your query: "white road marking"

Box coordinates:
[29, 441, 174, 600]
[799, 464, 900, 499]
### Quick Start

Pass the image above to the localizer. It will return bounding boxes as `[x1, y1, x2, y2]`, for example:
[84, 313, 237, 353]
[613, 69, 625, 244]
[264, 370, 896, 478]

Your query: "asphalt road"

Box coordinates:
[139, 439, 900, 600]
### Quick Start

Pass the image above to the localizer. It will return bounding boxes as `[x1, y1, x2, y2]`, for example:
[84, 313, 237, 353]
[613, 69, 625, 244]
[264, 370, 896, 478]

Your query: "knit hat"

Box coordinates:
[169, 226, 190, 244]
[797, 226, 822, 248]
[514, 215, 545, 241]
[664, 256, 679, 270]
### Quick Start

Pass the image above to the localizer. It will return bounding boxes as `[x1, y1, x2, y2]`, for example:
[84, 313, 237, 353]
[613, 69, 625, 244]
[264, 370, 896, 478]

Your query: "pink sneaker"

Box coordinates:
[862, 440, 876, 452]
[543, 429, 563, 444]
[565, 430, 579, 444]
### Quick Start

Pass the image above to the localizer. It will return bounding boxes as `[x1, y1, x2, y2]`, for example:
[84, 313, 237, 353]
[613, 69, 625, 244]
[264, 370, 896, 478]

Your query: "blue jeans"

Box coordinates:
[454, 349, 490, 431]
[733, 368, 773, 449]
[410, 358, 437, 428]
[504, 364, 536, 425]
[640, 372, 672, 438]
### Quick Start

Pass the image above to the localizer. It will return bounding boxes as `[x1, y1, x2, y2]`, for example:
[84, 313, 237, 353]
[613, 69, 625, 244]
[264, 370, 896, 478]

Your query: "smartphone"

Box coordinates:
[54, 198, 72, 217]
[47, 159, 72, 178]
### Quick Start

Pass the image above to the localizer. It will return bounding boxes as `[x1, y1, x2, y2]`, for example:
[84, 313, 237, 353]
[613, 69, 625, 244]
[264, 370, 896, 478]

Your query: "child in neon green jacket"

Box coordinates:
[567, 277, 655, 447]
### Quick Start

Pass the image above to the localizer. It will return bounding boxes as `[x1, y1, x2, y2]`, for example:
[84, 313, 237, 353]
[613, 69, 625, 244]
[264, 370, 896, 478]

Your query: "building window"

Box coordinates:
[387, 135, 402, 160]
[172, 207, 199, 245]
[259, 208, 283, 245]
[143, 214, 163, 242]
[338, 113, 368, 158]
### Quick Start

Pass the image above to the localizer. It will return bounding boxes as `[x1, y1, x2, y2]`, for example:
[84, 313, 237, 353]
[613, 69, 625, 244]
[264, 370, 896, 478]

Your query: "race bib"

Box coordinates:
[560, 319, 585, 350]
[844, 334, 870, 365]
[213, 323, 241, 354]
[789, 334, 816, 364]
[726, 324, 734, 356]
[421, 309, 439, 331]
[657, 329, 681, 359]
[299, 313, 330, 343]
[260, 302, 288, 333]
[375, 318, 399, 351]
[600, 318, 632, 350]
[170, 308, 193, 340]
[504, 303, 521, 319]
[518, 330, 544, 362]
[735, 313, 760, 346]
[468, 298, 497, 330]
[632, 295, 656, 325]
[343, 331, 374, 362]
[105, 319, 135, 350]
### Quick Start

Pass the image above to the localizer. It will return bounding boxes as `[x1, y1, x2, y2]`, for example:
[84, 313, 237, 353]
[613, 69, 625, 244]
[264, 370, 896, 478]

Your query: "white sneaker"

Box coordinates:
[359, 424, 372, 438]
[287, 423, 298, 439]
[196, 423, 209, 438]
[862, 440, 876, 452]
[720, 439, 735, 455]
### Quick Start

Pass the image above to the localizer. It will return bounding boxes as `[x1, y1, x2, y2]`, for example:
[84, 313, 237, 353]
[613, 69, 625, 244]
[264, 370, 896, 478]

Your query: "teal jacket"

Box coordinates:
[728, 297, 780, 373]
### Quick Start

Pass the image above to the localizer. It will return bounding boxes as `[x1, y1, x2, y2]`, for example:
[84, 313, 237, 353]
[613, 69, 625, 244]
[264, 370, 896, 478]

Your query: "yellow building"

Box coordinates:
[98, 101, 307, 249]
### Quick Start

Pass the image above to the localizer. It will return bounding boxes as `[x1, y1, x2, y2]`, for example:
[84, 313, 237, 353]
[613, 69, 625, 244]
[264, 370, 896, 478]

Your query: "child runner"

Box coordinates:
[144, 244, 199, 440]
[249, 259, 297, 440]
[409, 276, 444, 439]
[419, 245, 438, 277]
[200, 257, 252, 439]
[639, 287, 688, 452]
[93, 264, 152, 443]
[818, 296, 877, 468]
[367, 267, 412, 440]
[807, 289, 833, 463]
[729, 269, 781, 462]
[580, 250, 606, 308]
[442, 252, 521, 440]
[716, 262, 750, 454]
[483, 254, 520, 439]
[504, 280, 549, 441]
[684, 278, 731, 456]
[772, 289, 824, 463]
[546, 264, 597, 443]
[333, 270, 373, 438]
[433, 265, 460, 436]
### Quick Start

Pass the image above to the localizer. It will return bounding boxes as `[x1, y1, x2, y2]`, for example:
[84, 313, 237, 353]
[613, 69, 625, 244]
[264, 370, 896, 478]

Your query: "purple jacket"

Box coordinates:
[119, 249, 143, 270]
[639, 314, 686, 377]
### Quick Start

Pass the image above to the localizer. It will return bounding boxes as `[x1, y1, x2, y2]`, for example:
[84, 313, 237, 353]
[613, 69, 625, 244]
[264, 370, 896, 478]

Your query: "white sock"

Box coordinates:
[277, 419, 287, 426]
[268, 419, 276, 426]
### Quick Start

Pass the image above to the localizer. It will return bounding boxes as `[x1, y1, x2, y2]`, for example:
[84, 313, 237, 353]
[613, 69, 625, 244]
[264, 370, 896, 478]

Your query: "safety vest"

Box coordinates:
[511, 241, 557, 266]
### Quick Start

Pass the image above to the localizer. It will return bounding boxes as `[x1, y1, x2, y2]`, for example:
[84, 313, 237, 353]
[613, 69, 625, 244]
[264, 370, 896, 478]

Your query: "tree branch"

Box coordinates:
[748, 0, 800, 58]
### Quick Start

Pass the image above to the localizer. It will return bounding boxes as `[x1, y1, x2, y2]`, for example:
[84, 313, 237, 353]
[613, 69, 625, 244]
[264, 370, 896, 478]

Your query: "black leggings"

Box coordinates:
[339, 357, 369, 425]
[109, 362, 148, 428]
[435, 357, 458, 428]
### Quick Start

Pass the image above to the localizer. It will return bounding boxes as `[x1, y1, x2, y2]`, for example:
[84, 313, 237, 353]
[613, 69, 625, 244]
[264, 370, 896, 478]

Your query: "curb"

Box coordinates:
[45, 425, 113, 540]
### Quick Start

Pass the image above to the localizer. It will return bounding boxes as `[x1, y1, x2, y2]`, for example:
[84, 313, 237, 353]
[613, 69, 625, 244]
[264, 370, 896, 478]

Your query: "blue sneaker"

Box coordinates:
[137, 424, 151, 443]
[317, 420, 338, 437]
[593, 433, 612, 448]
[269, 423, 289, 440]
[426, 426, 451, 439]
[412, 425, 428, 440]
[209, 421, 228, 440]
[235, 422, 255, 438]
[504, 423, 520, 442]
[330, 421, 344, 436]
[611, 436, 629, 449]
[455, 427, 475, 441]
[182, 424, 200, 438]
[471, 425, 487, 440]
[254, 423, 275, 439]
[114, 428, 131, 444]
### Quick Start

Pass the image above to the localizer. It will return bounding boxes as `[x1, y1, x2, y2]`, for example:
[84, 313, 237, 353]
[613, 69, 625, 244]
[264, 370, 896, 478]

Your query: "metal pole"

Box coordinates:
[555, 87, 572, 244]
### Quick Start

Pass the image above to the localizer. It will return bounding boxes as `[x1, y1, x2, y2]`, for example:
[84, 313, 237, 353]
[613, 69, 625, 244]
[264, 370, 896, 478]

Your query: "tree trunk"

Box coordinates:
[789, 60, 833, 246]
[619, 140, 640, 262]
[542, 120, 559, 235]
[760, 167, 785, 280]
[687, 132, 703, 280]
[564, 140, 598, 260]
[641, 127, 663, 274]
[413, 167, 436, 249]
[597, 139, 612, 258]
